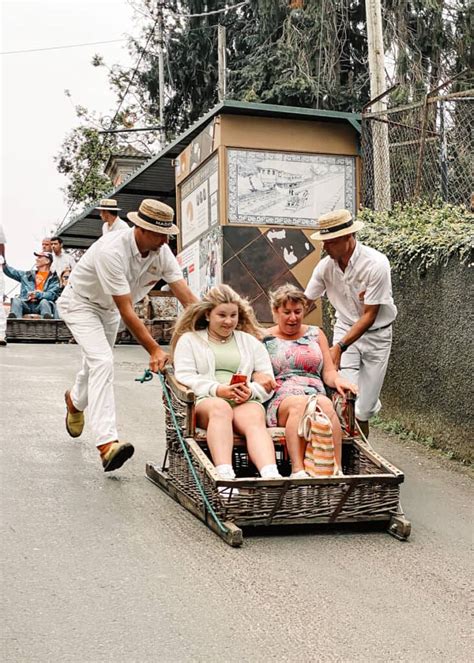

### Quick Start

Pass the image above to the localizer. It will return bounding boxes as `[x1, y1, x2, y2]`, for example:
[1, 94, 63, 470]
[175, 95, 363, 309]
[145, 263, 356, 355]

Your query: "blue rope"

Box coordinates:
[136, 369, 229, 534]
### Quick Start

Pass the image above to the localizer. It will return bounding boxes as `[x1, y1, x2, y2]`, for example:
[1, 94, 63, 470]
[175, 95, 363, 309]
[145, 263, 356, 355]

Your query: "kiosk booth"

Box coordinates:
[174, 102, 361, 325]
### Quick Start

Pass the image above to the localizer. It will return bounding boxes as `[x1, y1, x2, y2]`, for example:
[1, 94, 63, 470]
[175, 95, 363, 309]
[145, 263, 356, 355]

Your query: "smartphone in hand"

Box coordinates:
[230, 373, 247, 385]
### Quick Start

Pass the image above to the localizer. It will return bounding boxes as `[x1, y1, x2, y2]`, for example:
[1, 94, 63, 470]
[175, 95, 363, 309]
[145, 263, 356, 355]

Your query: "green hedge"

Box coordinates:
[357, 201, 474, 274]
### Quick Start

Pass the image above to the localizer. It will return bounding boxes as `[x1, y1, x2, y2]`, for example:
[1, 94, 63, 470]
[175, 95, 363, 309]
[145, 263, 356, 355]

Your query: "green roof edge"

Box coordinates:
[58, 100, 361, 235]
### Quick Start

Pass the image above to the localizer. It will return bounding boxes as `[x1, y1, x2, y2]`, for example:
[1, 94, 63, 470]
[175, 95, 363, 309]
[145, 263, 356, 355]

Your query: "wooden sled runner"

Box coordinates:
[146, 367, 411, 547]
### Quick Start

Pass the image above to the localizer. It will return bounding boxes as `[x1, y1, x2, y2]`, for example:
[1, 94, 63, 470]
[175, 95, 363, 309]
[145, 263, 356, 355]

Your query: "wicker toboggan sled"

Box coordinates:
[146, 367, 411, 547]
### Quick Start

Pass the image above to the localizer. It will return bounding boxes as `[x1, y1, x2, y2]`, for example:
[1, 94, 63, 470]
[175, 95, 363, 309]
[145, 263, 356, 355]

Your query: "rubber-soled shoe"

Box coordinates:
[100, 441, 135, 472]
[0, 338, 7, 346]
[290, 469, 310, 479]
[64, 390, 84, 438]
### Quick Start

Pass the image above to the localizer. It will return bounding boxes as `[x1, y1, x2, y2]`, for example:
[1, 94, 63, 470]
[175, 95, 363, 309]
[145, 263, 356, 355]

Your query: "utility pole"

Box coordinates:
[157, 1, 165, 148]
[217, 24, 227, 102]
[366, 0, 391, 210]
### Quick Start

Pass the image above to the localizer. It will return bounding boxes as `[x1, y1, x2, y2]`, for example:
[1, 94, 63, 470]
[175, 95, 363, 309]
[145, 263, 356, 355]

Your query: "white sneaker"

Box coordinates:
[259, 464, 282, 479]
[216, 464, 239, 497]
[290, 470, 310, 479]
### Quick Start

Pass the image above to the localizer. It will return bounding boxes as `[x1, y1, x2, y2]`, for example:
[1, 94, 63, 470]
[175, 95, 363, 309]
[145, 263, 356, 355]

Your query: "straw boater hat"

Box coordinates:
[96, 198, 121, 212]
[127, 199, 179, 235]
[310, 209, 364, 241]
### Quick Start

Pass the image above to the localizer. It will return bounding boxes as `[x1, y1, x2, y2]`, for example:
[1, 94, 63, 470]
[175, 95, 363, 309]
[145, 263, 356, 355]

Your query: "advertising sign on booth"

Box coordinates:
[180, 154, 219, 248]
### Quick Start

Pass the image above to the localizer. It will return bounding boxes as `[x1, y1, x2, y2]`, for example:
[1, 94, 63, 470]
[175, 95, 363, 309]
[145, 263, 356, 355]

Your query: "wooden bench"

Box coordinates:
[6, 316, 73, 343]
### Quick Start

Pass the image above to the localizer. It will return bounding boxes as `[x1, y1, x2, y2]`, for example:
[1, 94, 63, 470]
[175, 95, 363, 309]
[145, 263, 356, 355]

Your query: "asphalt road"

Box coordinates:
[1, 344, 472, 663]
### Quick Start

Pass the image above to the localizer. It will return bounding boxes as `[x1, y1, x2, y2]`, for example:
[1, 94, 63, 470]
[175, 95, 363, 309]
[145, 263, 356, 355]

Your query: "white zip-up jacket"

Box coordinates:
[174, 329, 274, 402]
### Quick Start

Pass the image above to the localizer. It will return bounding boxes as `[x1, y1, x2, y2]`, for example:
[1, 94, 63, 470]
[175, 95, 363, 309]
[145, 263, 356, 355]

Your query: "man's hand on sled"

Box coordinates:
[149, 347, 170, 373]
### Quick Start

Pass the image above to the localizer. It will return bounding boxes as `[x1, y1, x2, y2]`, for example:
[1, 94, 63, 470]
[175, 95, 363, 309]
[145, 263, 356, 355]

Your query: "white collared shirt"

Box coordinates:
[51, 251, 76, 275]
[305, 241, 397, 329]
[68, 227, 183, 309]
[0, 224, 5, 269]
[102, 217, 129, 235]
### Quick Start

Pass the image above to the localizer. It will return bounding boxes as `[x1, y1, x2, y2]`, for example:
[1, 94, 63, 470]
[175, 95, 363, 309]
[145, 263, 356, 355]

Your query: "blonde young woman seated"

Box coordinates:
[171, 284, 281, 482]
[262, 284, 357, 478]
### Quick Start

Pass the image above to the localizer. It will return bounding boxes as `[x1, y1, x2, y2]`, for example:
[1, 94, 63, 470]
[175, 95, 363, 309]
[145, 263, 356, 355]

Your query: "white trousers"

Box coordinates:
[333, 320, 393, 421]
[57, 292, 120, 447]
[0, 269, 5, 339]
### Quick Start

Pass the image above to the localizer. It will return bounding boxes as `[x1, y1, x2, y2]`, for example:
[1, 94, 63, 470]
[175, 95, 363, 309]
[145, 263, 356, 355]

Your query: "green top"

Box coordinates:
[209, 335, 241, 384]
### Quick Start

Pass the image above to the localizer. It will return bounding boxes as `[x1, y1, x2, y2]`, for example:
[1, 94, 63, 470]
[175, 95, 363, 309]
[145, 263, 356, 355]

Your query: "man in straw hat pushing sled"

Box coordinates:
[57, 199, 197, 472]
[305, 209, 397, 438]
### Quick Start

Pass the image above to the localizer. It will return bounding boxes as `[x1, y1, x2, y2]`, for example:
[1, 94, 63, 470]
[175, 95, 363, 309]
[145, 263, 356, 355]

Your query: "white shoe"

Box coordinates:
[259, 464, 282, 479]
[290, 470, 310, 479]
[216, 464, 239, 497]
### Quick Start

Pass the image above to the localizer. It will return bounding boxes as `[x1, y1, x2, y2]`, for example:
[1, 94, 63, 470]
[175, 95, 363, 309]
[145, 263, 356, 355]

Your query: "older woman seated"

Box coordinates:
[171, 284, 281, 484]
[262, 284, 357, 478]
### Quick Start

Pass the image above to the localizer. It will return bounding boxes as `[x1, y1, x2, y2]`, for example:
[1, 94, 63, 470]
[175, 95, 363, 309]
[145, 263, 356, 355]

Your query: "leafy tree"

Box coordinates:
[56, 0, 471, 206]
[55, 128, 111, 212]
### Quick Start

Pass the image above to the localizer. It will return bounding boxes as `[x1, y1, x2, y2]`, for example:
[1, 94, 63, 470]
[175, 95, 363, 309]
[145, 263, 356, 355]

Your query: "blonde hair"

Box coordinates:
[170, 284, 261, 357]
[268, 283, 309, 311]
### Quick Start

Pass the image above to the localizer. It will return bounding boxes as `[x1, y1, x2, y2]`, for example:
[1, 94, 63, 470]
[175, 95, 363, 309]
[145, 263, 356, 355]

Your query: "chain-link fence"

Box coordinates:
[362, 88, 473, 210]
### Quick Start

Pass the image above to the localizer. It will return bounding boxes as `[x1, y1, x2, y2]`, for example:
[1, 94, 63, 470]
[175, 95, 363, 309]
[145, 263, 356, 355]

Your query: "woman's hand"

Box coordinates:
[334, 375, 358, 397]
[216, 383, 252, 404]
[252, 371, 277, 392]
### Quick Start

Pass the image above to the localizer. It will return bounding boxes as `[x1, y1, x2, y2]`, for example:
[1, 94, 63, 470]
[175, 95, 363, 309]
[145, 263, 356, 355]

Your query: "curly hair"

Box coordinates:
[268, 283, 309, 311]
[170, 284, 261, 357]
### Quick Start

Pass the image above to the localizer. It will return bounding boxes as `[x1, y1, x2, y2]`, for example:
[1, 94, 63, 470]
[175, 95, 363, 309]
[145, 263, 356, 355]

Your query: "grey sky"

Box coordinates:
[1, 0, 138, 294]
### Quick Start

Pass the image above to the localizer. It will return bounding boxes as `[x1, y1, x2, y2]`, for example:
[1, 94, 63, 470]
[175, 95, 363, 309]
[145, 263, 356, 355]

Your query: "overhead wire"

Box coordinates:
[1, 39, 125, 55]
[55, 1, 251, 232]
[56, 17, 159, 233]
[181, 0, 250, 18]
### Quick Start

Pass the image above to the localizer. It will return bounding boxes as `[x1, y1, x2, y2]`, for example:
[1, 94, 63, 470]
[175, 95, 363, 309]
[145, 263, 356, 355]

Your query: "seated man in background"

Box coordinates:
[50, 236, 75, 275]
[41, 237, 52, 252]
[5, 251, 60, 319]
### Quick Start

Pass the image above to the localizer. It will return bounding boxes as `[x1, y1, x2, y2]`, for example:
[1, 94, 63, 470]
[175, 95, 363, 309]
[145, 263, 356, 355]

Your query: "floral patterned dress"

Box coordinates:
[263, 325, 325, 427]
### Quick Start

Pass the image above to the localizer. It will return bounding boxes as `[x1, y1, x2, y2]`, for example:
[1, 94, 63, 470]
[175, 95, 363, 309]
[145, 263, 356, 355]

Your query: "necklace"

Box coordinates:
[208, 330, 233, 344]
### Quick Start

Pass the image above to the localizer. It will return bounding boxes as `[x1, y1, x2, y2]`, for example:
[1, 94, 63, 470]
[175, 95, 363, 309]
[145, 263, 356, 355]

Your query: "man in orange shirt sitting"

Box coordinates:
[5, 251, 60, 319]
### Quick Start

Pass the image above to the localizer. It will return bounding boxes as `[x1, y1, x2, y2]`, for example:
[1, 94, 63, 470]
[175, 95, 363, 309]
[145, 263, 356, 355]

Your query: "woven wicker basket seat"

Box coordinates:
[194, 426, 287, 446]
[146, 366, 411, 546]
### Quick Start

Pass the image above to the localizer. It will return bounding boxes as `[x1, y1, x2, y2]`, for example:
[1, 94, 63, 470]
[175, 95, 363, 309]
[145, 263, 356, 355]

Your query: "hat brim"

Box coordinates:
[127, 211, 179, 235]
[310, 219, 364, 241]
[96, 206, 121, 211]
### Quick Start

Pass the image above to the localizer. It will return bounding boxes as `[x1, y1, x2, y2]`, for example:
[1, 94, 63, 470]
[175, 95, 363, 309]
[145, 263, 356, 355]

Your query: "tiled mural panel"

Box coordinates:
[222, 226, 317, 323]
